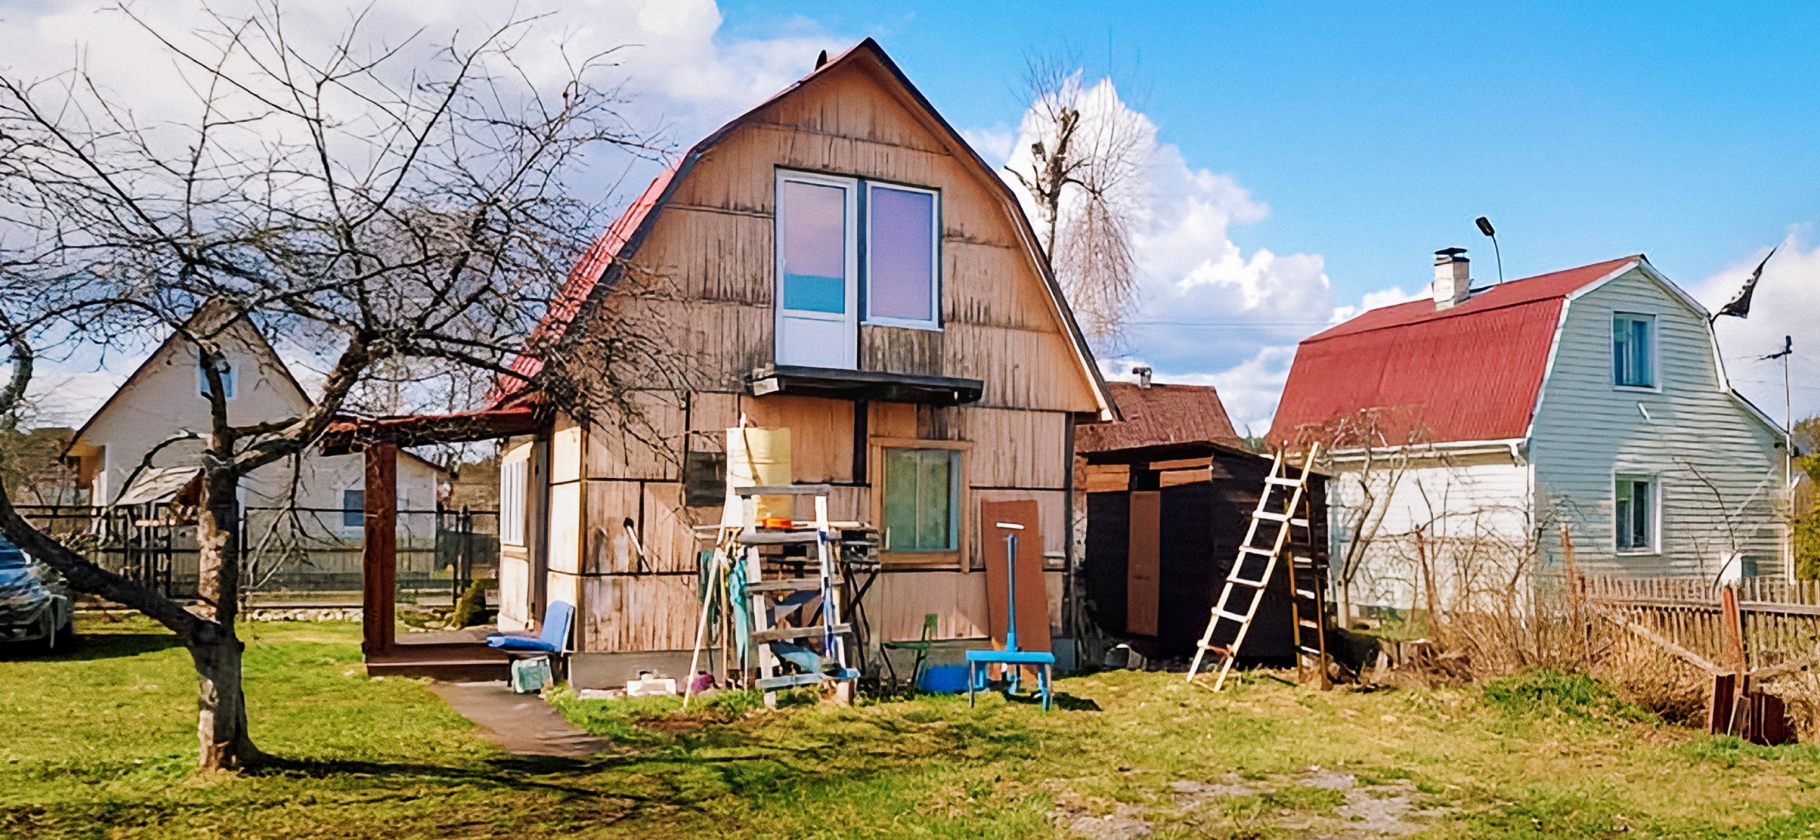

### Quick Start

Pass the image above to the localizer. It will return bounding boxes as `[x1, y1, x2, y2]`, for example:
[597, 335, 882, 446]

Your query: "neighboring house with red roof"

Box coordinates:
[1271, 249, 1787, 613]
[484, 39, 1115, 681]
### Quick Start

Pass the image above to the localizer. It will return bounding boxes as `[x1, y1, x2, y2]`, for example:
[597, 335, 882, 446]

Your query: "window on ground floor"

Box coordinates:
[1615, 474, 1657, 553]
[882, 448, 960, 553]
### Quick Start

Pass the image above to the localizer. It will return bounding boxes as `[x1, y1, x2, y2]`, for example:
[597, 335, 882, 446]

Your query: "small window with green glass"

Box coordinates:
[882, 448, 960, 553]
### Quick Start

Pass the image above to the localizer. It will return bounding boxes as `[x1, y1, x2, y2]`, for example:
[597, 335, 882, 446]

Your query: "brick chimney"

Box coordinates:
[1134, 366, 1153, 388]
[1432, 247, 1470, 310]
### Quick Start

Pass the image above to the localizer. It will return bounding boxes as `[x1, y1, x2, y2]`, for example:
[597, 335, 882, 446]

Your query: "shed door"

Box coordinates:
[1127, 490, 1161, 636]
[775, 172, 858, 369]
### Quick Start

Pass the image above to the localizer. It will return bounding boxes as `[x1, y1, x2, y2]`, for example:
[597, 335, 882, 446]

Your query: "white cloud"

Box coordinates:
[1693, 227, 1820, 425]
[999, 75, 1401, 434]
[961, 125, 1016, 168]
[1, 0, 849, 429]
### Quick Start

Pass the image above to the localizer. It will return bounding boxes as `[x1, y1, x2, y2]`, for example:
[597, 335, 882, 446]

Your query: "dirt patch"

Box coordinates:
[1062, 770, 1449, 840]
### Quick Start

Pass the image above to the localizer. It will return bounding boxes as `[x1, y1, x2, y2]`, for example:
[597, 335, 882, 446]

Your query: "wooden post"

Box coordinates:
[1414, 525, 1440, 643]
[1561, 525, 1588, 670]
[361, 444, 398, 656]
[1719, 585, 1748, 735]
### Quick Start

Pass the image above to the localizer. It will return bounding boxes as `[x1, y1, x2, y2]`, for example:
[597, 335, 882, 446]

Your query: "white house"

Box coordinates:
[1270, 250, 1788, 612]
[64, 307, 445, 587]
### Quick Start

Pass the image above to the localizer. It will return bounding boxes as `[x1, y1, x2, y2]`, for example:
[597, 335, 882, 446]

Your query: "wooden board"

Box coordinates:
[583, 481, 641, 574]
[1127, 490, 1161, 636]
[980, 499, 1049, 652]
[1082, 463, 1131, 493]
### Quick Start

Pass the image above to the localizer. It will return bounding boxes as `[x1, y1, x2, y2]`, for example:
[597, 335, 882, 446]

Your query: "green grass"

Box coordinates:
[5, 614, 1820, 837]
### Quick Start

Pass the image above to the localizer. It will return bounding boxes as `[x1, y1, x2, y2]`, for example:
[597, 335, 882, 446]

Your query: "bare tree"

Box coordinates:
[0, 3, 648, 770]
[1006, 55, 1148, 344]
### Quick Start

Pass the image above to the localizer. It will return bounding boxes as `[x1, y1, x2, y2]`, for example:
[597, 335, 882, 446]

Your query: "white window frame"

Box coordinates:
[199, 357, 236, 401]
[775, 170, 860, 369]
[499, 457, 528, 546]
[862, 180, 942, 331]
[1614, 473, 1659, 555]
[1611, 312, 1659, 391]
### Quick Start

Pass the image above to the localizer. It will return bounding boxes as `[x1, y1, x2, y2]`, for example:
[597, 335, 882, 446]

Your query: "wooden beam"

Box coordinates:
[362, 443, 398, 656]
[1586, 601, 1722, 675]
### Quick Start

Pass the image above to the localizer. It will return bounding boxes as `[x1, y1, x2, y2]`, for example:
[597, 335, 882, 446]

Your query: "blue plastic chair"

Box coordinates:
[488, 601, 574, 654]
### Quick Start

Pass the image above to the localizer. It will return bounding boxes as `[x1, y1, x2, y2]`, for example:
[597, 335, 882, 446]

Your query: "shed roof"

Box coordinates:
[1077, 383, 1244, 453]
[1268, 256, 1639, 448]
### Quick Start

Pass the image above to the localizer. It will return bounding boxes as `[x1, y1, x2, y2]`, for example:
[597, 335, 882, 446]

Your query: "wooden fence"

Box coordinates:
[1580, 575, 1815, 742]
[1580, 576, 1820, 674]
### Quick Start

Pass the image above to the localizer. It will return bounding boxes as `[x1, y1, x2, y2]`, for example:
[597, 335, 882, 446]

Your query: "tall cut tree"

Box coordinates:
[1006, 55, 1150, 344]
[0, 2, 650, 770]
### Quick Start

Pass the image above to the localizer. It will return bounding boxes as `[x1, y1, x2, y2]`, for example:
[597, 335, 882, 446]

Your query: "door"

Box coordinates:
[775, 171, 858, 368]
[1127, 490, 1160, 636]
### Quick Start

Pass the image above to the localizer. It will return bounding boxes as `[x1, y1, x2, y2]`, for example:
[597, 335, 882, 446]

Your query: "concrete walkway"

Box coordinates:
[428, 681, 611, 758]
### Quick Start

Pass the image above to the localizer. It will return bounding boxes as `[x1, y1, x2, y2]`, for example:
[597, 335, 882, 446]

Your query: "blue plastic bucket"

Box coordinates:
[918, 664, 971, 693]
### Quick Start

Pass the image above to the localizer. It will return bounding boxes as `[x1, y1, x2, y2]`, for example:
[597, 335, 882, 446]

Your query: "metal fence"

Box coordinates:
[15, 503, 498, 604]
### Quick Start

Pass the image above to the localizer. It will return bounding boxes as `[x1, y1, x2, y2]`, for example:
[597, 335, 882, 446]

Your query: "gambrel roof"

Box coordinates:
[496, 38, 1115, 420]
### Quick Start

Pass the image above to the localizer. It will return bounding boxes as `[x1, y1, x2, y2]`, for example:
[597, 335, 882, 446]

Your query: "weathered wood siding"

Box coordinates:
[1530, 267, 1786, 578]
[538, 54, 1101, 655]
[616, 60, 1100, 413]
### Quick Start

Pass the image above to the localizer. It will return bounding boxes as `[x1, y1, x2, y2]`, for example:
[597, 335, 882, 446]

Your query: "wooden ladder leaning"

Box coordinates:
[1186, 443, 1324, 691]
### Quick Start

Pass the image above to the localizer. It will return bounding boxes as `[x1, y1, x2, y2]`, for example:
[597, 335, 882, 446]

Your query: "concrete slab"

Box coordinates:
[428, 681, 611, 758]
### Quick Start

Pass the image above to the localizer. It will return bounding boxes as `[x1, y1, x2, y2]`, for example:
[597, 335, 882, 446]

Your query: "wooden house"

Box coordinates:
[1271, 250, 1788, 614]
[489, 40, 1115, 684]
[1077, 378, 1325, 659]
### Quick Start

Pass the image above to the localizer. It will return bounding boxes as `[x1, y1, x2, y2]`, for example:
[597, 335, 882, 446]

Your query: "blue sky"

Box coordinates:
[4, 0, 1815, 431]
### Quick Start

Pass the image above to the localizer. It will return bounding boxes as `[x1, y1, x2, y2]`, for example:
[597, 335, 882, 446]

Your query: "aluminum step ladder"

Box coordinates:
[1186, 443, 1322, 691]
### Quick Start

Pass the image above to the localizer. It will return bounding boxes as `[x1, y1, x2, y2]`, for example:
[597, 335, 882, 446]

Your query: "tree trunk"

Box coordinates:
[191, 629, 257, 769]
[191, 458, 260, 769]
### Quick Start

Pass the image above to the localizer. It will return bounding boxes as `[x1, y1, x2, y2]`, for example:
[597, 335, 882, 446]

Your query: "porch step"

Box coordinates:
[365, 643, 511, 680]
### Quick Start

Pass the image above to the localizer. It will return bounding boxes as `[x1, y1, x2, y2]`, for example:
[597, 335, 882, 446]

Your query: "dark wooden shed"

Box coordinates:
[1080, 441, 1327, 661]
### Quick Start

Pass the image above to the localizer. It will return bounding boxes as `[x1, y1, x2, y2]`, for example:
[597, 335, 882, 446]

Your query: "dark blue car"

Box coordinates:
[0, 535, 73, 651]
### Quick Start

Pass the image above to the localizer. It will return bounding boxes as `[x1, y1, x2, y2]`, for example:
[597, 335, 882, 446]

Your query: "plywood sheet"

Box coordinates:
[980, 499, 1050, 652]
[973, 489, 1065, 567]
[738, 394, 855, 483]
[1127, 490, 1161, 636]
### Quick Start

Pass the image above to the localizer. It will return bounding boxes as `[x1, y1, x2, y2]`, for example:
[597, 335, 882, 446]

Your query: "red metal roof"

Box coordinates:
[488, 164, 678, 403]
[1269, 256, 1638, 447]
[1077, 383, 1244, 452]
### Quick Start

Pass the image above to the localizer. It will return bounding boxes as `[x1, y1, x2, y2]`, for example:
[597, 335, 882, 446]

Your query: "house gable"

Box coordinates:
[548, 39, 1112, 418]
[1530, 262, 1786, 576]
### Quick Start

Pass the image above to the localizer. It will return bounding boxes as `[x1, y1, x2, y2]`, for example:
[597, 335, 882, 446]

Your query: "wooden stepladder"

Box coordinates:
[731, 484, 858, 704]
[1187, 443, 1324, 691]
